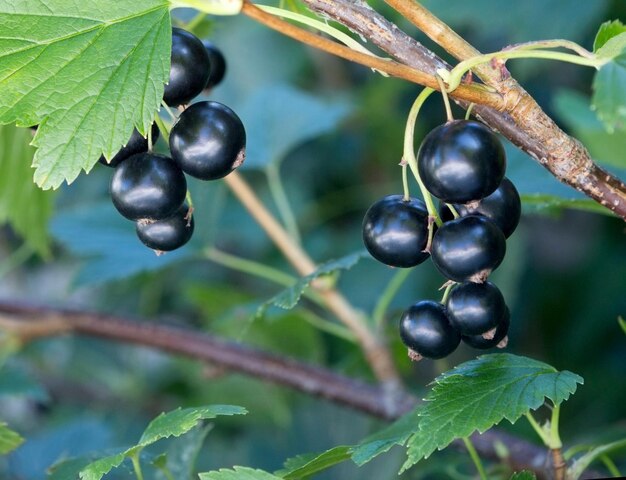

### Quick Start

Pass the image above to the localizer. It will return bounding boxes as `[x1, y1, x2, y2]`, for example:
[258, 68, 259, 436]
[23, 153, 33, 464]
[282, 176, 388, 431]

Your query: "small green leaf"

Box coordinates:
[509, 472, 537, 480]
[568, 438, 626, 480]
[138, 405, 246, 446]
[0, 422, 24, 454]
[351, 407, 419, 466]
[237, 84, 352, 169]
[79, 453, 125, 480]
[0, 124, 55, 256]
[595, 32, 626, 60]
[0, 0, 171, 189]
[592, 47, 626, 132]
[256, 250, 368, 317]
[402, 354, 583, 472]
[277, 446, 353, 479]
[199, 466, 282, 479]
[594, 20, 626, 52]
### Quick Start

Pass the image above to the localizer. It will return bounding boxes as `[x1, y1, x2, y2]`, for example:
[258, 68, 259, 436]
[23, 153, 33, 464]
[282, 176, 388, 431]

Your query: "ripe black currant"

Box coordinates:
[440, 177, 521, 238]
[399, 300, 460, 359]
[417, 120, 506, 203]
[99, 124, 160, 168]
[163, 28, 211, 107]
[202, 40, 227, 89]
[445, 281, 506, 335]
[136, 204, 194, 252]
[431, 215, 506, 283]
[362, 195, 430, 268]
[169, 101, 246, 180]
[462, 307, 510, 349]
[110, 152, 187, 221]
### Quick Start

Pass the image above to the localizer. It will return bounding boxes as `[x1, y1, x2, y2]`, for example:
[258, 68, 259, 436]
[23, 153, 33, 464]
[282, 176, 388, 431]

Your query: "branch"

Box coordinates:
[249, 0, 626, 220]
[0, 301, 604, 479]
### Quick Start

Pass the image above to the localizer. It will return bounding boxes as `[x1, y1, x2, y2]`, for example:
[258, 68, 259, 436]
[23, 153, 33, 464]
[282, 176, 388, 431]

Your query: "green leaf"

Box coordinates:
[520, 194, 616, 217]
[199, 467, 282, 479]
[157, 424, 212, 480]
[237, 84, 352, 169]
[277, 446, 352, 479]
[594, 20, 626, 52]
[402, 354, 583, 472]
[0, 0, 171, 189]
[592, 48, 626, 132]
[79, 405, 246, 480]
[47, 457, 92, 480]
[595, 32, 626, 60]
[553, 90, 626, 169]
[138, 405, 246, 446]
[0, 124, 55, 256]
[509, 472, 536, 480]
[568, 438, 626, 480]
[256, 250, 368, 317]
[0, 422, 24, 454]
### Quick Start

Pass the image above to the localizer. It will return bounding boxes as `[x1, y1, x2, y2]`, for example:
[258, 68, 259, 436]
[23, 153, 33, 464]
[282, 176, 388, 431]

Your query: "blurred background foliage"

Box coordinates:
[0, 0, 625, 478]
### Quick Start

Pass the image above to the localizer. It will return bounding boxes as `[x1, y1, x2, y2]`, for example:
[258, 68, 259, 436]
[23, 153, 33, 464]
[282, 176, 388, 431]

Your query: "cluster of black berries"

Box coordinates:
[362, 119, 521, 360]
[102, 28, 245, 254]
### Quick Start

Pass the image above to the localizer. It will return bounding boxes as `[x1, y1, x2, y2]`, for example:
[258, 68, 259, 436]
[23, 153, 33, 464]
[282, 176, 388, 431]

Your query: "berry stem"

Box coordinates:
[525, 411, 553, 447]
[464, 103, 475, 120]
[266, 163, 302, 244]
[403, 87, 442, 227]
[130, 452, 145, 480]
[401, 163, 410, 201]
[185, 11, 207, 32]
[463, 436, 488, 480]
[161, 101, 178, 122]
[436, 75, 454, 122]
[372, 268, 412, 329]
[154, 115, 171, 144]
[440, 282, 455, 304]
[446, 203, 460, 218]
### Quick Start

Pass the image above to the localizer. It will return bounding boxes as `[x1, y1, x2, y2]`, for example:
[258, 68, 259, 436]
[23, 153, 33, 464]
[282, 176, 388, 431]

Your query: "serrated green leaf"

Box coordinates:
[592, 50, 626, 132]
[351, 407, 419, 466]
[509, 471, 536, 480]
[158, 424, 212, 480]
[0, 422, 24, 454]
[199, 466, 282, 480]
[256, 250, 368, 317]
[237, 84, 352, 169]
[138, 405, 246, 446]
[402, 354, 583, 472]
[47, 457, 92, 480]
[0, 124, 55, 256]
[595, 32, 626, 60]
[594, 20, 626, 52]
[568, 438, 626, 480]
[0, 0, 171, 189]
[79, 453, 125, 480]
[277, 446, 352, 479]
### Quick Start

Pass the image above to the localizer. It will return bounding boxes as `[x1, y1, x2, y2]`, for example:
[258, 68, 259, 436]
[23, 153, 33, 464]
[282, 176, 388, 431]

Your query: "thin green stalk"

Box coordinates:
[185, 190, 195, 211]
[403, 88, 442, 226]
[446, 203, 460, 219]
[299, 310, 356, 342]
[440, 282, 455, 303]
[372, 268, 412, 328]
[130, 453, 144, 480]
[154, 115, 171, 143]
[266, 163, 302, 244]
[0, 244, 34, 279]
[550, 405, 563, 448]
[185, 11, 207, 32]
[401, 164, 410, 201]
[600, 455, 622, 477]
[463, 436, 488, 480]
[437, 75, 453, 122]
[525, 412, 553, 447]
[161, 101, 177, 122]
[465, 103, 475, 120]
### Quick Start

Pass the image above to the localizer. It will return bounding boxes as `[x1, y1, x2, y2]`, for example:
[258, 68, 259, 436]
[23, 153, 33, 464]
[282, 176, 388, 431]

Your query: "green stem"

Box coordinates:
[465, 103, 475, 120]
[401, 164, 410, 201]
[154, 115, 171, 144]
[266, 163, 302, 244]
[463, 437, 488, 480]
[372, 268, 412, 328]
[600, 454, 622, 477]
[299, 310, 356, 342]
[437, 75, 454, 122]
[502, 39, 595, 58]
[185, 190, 195, 211]
[130, 453, 144, 480]
[0, 244, 34, 279]
[446, 203, 460, 219]
[186, 11, 207, 32]
[550, 404, 562, 449]
[525, 412, 553, 448]
[440, 282, 455, 304]
[403, 88, 442, 226]
[161, 101, 177, 122]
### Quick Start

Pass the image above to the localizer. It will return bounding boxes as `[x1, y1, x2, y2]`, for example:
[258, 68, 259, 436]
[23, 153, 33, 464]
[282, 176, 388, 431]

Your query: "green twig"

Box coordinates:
[266, 163, 302, 244]
[185, 11, 207, 32]
[551, 405, 563, 449]
[299, 310, 356, 342]
[130, 453, 144, 480]
[154, 115, 171, 144]
[463, 436, 488, 480]
[600, 455, 622, 477]
[440, 282, 455, 304]
[402, 163, 410, 201]
[372, 268, 412, 328]
[525, 412, 553, 447]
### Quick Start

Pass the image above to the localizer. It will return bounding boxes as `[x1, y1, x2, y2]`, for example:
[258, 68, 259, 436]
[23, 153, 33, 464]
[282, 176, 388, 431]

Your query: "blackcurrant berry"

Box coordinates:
[136, 204, 194, 252]
[462, 307, 510, 349]
[399, 300, 460, 360]
[440, 177, 521, 238]
[202, 40, 226, 89]
[163, 28, 211, 107]
[445, 281, 506, 335]
[169, 101, 246, 180]
[431, 215, 506, 283]
[362, 195, 430, 268]
[99, 124, 160, 168]
[417, 120, 506, 203]
[110, 152, 187, 221]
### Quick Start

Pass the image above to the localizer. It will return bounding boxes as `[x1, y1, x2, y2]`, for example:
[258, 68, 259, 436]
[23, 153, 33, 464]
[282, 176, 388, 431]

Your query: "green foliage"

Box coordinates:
[594, 20, 626, 52]
[78, 405, 246, 480]
[277, 446, 353, 479]
[0, 422, 24, 455]
[0, 124, 55, 256]
[199, 467, 282, 479]
[509, 472, 536, 480]
[0, 0, 171, 189]
[568, 438, 626, 480]
[256, 250, 368, 317]
[402, 354, 583, 471]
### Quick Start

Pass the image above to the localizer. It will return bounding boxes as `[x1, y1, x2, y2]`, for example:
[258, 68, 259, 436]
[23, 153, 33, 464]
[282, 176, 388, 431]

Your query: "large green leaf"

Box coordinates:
[199, 467, 282, 479]
[0, 422, 24, 454]
[402, 354, 583, 471]
[0, 0, 171, 189]
[0, 124, 55, 255]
